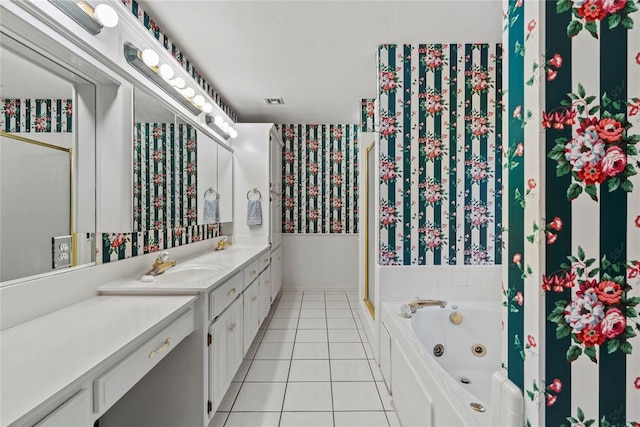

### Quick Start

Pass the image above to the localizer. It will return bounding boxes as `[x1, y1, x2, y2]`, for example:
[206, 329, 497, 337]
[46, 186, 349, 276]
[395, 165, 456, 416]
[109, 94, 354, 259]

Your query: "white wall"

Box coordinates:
[379, 265, 501, 302]
[282, 234, 358, 290]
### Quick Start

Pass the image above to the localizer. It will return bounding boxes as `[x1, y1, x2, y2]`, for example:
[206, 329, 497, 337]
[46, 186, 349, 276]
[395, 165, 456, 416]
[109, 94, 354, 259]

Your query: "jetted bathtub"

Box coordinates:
[381, 301, 519, 426]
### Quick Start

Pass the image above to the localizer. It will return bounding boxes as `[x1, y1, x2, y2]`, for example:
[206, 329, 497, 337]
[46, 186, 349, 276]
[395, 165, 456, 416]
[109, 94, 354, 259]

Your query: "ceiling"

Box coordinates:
[139, 0, 502, 124]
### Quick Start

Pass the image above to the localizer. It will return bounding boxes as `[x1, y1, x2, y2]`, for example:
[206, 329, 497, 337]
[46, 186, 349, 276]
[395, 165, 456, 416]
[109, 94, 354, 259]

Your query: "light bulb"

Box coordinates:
[93, 4, 119, 28]
[229, 129, 238, 138]
[193, 95, 205, 106]
[141, 49, 159, 67]
[214, 115, 223, 126]
[158, 64, 174, 80]
[170, 77, 185, 89]
[221, 122, 230, 132]
[202, 103, 213, 113]
[183, 87, 195, 98]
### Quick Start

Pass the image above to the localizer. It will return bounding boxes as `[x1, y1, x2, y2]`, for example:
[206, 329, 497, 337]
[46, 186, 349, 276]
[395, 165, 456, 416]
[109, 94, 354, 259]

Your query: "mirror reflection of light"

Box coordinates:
[202, 103, 213, 113]
[93, 4, 119, 28]
[214, 115, 224, 126]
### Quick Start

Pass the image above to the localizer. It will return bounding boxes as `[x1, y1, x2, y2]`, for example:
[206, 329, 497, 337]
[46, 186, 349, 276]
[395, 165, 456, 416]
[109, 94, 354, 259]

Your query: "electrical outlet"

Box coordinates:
[52, 235, 72, 269]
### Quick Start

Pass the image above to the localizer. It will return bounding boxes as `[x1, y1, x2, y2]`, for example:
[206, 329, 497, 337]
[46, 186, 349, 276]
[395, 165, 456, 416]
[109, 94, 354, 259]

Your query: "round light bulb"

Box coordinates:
[141, 49, 159, 67]
[221, 122, 230, 132]
[183, 87, 195, 98]
[93, 4, 119, 28]
[214, 115, 223, 126]
[229, 129, 238, 138]
[170, 77, 185, 89]
[193, 95, 205, 106]
[158, 64, 174, 80]
[202, 103, 213, 113]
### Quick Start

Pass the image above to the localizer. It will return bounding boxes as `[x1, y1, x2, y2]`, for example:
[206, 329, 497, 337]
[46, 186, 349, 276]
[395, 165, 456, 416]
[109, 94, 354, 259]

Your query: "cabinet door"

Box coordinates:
[243, 282, 259, 355]
[271, 246, 283, 299]
[227, 298, 244, 380]
[209, 311, 229, 410]
[261, 266, 272, 317]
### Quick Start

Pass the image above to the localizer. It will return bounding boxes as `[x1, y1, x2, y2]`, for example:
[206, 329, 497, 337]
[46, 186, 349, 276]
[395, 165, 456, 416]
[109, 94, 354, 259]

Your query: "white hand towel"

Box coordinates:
[246, 199, 262, 225]
[203, 198, 220, 224]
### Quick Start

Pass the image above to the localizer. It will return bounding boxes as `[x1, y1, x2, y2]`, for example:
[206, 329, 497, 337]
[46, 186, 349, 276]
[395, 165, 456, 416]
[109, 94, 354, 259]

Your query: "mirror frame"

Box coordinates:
[364, 142, 375, 319]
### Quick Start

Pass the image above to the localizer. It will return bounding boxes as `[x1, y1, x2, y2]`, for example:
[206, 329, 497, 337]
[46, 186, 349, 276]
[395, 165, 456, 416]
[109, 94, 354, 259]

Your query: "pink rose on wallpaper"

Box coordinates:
[548, 54, 563, 68]
[636, 215, 640, 228]
[513, 105, 521, 119]
[528, 178, 537, 190]
[601, 146, 627, 177]
[527, 19, 536, 32]
[515, 291, 524, 306]
[600, 308, 626, 339]
[547, 69, 558, 82]
[546, 394, 557, 406]
[635, 377, 640, 389]
[547, 232, 557, 245]
[512, 253, 522, 266]
[549, 379, 562, 393]
[636, 52, 640, 65]
[527, 335, 536, 348]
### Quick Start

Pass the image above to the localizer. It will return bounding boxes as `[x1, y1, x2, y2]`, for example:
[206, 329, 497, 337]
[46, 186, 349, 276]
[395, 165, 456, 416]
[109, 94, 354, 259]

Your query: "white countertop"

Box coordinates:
[97, 243, 270, 294]
[0, 295, 196, 426]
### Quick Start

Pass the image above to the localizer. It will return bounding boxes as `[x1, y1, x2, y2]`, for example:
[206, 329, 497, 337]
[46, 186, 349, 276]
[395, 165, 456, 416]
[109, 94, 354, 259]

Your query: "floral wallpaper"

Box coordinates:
[377, 43, 503, 266]
[98, 225, 218, 264]
[360, 98, 375, 132]
[120, 0, 238, 122]
[280, 124, 359, 234]
[100, 122, 218, 265]
[133, 123, 197, 231]
[502, 0, 640, 425]
[1, 98, 72, 133]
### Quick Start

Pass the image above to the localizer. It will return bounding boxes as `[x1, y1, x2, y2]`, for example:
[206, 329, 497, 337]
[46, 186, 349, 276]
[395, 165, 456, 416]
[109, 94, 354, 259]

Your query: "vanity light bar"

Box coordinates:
[205, 115, 237, 140]
[49, 0, 119, 35]
[124, 42, 201, 115]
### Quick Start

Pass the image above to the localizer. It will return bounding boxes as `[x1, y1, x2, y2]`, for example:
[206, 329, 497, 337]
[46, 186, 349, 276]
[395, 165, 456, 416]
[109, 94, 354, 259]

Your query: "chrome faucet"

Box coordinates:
[146, 251, 176, 276]
[399, 298, 447, 318]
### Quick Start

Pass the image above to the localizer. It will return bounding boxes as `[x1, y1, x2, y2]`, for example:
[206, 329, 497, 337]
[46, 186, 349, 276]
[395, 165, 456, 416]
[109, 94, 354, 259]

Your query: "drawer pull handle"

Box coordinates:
[149, 338, 171, 359]
[227, 288, 237, 296]
[251, 296, 257, 302]
[264, 259, 269, 263]
[229, 322, 237, 332]
[251, 270, 256, 276]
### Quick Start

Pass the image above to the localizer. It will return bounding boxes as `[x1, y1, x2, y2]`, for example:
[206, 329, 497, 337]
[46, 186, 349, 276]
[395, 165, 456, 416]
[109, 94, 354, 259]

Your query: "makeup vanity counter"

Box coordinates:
[94, 242, 279, 427]
[0, 295, 196, 427]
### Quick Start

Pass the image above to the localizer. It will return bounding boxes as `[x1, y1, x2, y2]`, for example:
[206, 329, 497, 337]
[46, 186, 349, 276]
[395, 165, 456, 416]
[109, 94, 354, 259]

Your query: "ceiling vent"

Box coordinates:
[265, 98, 284, 105]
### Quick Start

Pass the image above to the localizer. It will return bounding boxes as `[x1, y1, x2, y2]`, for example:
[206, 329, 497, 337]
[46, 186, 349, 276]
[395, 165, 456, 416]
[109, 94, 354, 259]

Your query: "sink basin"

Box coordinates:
[151, 265, 224, 283]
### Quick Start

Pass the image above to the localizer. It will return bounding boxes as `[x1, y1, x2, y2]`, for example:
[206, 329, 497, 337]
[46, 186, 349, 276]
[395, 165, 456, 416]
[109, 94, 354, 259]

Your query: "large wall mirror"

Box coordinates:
[133, 88, 232, 231]
[0, 33, 96, 284]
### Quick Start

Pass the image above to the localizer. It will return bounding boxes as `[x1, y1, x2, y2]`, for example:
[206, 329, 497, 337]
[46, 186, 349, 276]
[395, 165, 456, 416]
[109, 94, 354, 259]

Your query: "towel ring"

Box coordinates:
[247, 188, 262, 201]
[204, 187, 219, 199]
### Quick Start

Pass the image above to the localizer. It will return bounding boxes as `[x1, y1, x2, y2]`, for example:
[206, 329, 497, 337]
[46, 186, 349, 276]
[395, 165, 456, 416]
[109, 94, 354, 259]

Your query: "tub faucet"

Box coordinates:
[146, 251, 176, 276]
[400, 299, 447, 317]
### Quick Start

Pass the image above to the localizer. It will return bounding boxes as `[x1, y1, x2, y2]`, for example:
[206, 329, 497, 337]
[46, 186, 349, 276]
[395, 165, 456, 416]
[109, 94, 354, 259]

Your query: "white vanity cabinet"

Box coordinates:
[209, 297, 243, 411]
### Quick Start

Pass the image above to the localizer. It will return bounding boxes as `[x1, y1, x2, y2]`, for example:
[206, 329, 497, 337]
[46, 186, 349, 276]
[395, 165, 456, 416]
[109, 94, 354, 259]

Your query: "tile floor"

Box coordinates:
[212, 290, 400, 427]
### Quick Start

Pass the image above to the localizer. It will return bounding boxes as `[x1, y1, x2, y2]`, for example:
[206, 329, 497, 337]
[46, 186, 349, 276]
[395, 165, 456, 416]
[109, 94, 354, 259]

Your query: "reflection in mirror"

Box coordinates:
[0, 33, 96, 284]
[195, 129, 219, 224]
[217, 146, 233, 223]
[133, 88, 179, 231]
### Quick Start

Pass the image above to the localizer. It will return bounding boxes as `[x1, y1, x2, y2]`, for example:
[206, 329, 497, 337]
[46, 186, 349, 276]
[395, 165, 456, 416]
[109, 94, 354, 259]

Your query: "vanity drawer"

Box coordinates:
[209, 272, 243, 321]
[35, 390, 91, 427]
[243, 260, 260, 289]
[259, 252, 271, 272]
[93, 309, 194, 414]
